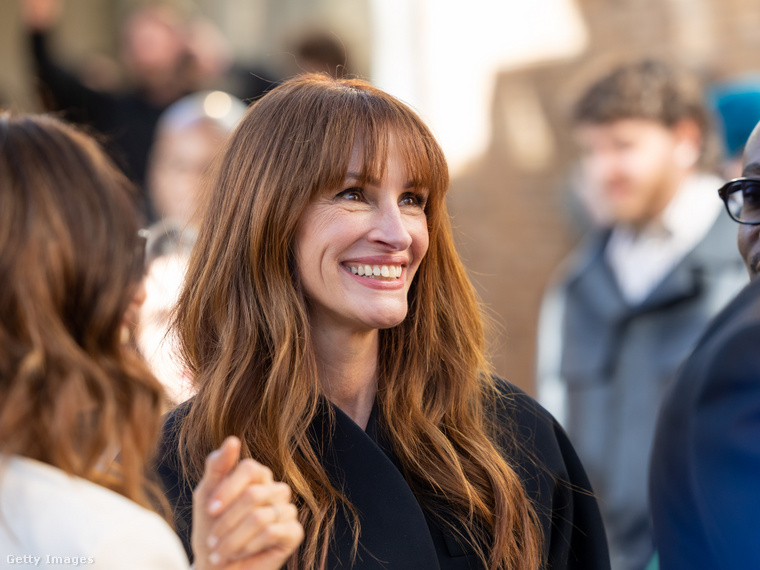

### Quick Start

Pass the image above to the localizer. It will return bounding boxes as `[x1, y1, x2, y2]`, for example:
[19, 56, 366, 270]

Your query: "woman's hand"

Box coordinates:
[192, 437, 304, 570]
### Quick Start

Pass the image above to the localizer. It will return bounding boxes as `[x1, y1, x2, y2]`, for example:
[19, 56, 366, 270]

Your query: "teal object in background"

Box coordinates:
[708, 77, 760, 159]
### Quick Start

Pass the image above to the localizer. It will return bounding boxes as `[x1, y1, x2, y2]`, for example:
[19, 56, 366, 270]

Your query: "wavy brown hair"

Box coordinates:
[175, 73, 542, 569]
[0, 113, 164, 508]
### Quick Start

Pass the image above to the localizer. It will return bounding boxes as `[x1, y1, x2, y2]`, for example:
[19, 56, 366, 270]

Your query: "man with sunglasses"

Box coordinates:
[649, 123, 760, 569]
[537, 60, 747, 570]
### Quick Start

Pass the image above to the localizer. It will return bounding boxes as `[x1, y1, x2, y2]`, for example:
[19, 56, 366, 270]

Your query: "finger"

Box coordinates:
[213, 506, 301, 564]
[221, 520, 304, 570]
[206, 458, 274, 516]
[192, 437, 243, 565]
[207, 482, 292, 547]
[238, 518, 305, 563]
[195, 436, 241, 506]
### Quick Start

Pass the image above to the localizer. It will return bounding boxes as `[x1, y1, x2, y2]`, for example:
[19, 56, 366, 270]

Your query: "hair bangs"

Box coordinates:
[314, 91, 449, 218]
[364, 124, 446, 198]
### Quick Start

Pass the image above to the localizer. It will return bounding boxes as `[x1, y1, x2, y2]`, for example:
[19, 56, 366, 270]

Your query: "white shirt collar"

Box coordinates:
[660, 172, 724, 244]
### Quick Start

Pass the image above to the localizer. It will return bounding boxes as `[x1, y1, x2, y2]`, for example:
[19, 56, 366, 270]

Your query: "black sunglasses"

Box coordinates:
[718, 178, 760, 225]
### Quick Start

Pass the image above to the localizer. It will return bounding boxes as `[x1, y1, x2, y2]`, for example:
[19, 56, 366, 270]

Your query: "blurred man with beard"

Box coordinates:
[537, 59, 746, 570]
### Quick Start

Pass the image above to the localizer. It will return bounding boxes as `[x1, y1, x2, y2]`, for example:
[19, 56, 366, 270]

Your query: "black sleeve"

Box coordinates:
[492, 378, 611, 570]
[29, 30, 113, 126]
[154, 401, 196, 563]
[546, 419, 611, 570]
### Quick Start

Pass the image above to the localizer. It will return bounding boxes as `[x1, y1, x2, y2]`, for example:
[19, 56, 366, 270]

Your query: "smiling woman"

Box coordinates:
[156, 73, 611, 570]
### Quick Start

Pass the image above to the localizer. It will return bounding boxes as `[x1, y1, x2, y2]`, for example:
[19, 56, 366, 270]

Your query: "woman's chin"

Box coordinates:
[361, 310, 409, 332]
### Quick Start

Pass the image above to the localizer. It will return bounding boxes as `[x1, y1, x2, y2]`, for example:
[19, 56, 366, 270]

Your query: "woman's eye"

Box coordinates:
[337, 188, 363, 201]
[400, 192, 427, 208]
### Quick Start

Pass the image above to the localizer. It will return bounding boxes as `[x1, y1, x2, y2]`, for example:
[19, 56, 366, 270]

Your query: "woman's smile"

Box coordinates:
[343, 263, 403, 280]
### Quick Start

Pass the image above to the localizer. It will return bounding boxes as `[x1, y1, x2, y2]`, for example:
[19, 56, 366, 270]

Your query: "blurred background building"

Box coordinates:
[2, 0, 759, 393]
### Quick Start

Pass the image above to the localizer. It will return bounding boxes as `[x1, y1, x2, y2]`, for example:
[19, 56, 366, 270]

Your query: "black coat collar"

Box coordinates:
[314, 402, 442, 569]
[157, 385, 610, 570]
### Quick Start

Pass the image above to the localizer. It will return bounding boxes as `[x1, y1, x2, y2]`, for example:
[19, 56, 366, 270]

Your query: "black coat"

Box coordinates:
[156, 378, 610, 569]
[650, 277, 760, 569]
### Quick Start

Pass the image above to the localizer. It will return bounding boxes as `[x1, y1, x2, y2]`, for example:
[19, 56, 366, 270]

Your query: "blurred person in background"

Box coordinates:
[137, 220, 197, 408]
[650, 120, 760, 569]
[147, 90, 246, 228]
[536, 59, 747, 570]
[185, 15, 280, 103]
[0, 112, 303, 569]
[138, 91, 245, 406]
[290, 31, 350, 78]
[24, 0, 192, 221]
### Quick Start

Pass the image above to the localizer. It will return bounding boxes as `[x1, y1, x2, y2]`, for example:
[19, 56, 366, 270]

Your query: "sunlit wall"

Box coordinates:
[369, 0, 588, 174]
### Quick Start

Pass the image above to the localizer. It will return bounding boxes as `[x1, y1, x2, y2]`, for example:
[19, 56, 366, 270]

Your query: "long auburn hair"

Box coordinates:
[0, 113, 164, 508]
[176, 73, 542, 569]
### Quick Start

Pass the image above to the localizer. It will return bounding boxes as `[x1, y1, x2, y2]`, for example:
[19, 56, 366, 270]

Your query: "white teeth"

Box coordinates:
[345, 264, 403, 279]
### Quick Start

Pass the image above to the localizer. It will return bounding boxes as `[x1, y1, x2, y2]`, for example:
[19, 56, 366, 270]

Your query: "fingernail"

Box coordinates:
[208, 500, 222, 515]
[207, 535, 218, 548]
[209, 552, 222, 566]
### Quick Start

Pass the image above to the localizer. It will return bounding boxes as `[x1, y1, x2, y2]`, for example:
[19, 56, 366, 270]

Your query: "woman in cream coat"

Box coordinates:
[0, 113, 302, 569]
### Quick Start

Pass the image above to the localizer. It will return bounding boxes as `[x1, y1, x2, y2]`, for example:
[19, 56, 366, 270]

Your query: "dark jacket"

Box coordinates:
[156, 378, 610, 569]
[650, 277, 760, 569]
[538, 212, 746, 570]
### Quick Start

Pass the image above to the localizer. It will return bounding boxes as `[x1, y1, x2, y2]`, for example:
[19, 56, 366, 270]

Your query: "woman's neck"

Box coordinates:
[313, 327, 379, 430]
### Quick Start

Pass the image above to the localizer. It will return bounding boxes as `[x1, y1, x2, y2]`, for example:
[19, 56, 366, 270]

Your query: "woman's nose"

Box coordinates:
[367, 204, 413, 251]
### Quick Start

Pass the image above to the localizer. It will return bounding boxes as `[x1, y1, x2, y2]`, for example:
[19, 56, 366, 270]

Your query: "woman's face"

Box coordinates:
[294, 140, 430, 336]
[148, 122, 224, 225]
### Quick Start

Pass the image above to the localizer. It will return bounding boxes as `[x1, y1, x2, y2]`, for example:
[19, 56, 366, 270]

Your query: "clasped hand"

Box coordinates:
[192, 437, 304, 569]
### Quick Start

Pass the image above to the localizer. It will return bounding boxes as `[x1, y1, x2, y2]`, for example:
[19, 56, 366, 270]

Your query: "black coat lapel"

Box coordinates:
[313, 402, 441, 569]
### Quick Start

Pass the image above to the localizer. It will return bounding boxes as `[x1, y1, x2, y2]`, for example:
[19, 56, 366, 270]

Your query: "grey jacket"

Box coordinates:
[537, 212, 747, 570]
